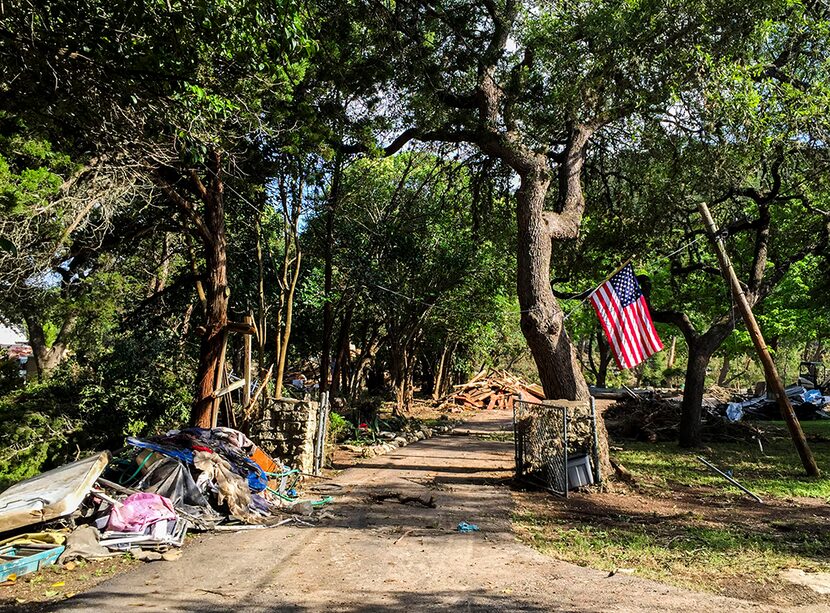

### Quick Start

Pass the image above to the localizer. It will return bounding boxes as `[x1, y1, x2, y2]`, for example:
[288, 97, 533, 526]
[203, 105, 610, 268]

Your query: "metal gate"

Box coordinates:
[513, 397, 601, 497]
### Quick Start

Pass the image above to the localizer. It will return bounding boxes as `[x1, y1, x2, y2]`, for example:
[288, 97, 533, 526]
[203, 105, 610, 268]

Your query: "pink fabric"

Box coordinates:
[107, 493, 177, 533]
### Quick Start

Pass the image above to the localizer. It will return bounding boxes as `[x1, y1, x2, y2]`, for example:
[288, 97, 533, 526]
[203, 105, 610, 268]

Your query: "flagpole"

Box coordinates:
[602, 257, 632, 284]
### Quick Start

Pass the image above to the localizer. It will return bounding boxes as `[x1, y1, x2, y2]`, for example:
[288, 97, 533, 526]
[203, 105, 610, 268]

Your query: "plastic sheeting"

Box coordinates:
[136, 457, 219, 522]
[107, 493, 177, 533]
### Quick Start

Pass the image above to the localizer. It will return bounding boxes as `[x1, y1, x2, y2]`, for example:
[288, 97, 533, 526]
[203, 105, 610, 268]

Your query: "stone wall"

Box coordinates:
[249, 398, 318, 473]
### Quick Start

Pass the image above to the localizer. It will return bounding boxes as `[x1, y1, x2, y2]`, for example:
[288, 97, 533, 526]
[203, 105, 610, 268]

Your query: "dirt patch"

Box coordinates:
[0, 555, 138, 611]
[513, 483, 830, 607]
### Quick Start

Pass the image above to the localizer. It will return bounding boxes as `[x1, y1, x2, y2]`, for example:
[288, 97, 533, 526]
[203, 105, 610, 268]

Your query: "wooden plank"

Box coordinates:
[226, 321, 257, 335]
[212, 378, 245, 399]
[243, 314, 253, 406]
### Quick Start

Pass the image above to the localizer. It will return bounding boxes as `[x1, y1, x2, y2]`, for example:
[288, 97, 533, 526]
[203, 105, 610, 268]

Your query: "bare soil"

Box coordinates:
[514, 483, 830, 608]
[0, 556, 138, 610]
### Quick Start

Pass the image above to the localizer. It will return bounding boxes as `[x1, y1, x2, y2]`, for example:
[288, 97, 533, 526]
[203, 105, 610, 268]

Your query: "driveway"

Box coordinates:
[52, 410, 820, 612]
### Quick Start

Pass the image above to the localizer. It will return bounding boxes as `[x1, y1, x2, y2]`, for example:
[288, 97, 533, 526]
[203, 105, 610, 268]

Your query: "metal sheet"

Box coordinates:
[0, 451, 111, 534]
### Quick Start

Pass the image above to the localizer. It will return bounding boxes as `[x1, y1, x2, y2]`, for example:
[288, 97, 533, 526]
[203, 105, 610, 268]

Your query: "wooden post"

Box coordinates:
[243, 313, 253, 406]
[210, 330, 228, 429]
[667, 336, 677, 369]
[698, 202, 820, 477]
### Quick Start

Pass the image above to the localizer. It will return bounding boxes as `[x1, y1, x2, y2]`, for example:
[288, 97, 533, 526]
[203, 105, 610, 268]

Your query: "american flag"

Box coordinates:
[589, 263, 663, 370]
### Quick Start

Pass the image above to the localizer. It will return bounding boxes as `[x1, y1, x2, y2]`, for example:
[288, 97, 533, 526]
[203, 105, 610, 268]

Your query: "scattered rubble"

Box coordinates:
[604, 397, 763, 443]
[0, 425, 333, 583]
[437, 368, 544, 412]
[340, 422, 453, 458]
[723, 384, 830, 422]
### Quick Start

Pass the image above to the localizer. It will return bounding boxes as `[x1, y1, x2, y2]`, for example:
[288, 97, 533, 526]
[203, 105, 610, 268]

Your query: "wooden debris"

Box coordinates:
[371, 492, 437, 508]
[436, 368, 544, 411]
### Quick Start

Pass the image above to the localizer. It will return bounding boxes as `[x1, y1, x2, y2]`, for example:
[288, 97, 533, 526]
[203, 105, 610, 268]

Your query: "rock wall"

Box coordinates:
[249, 398, 318, 473]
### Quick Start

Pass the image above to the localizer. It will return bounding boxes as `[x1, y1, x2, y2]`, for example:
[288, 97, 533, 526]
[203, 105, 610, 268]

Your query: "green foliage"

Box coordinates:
[0, 325, 193, 488]
[328, 411, 351, 443]
[0, 349, 22, 396]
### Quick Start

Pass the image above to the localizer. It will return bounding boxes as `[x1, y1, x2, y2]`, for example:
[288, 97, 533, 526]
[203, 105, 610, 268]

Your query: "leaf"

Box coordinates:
[0, 237, 17, 256]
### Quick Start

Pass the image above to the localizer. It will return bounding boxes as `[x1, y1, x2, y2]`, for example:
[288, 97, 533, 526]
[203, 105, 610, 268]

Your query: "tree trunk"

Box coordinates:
[24, 312, 76, 379]
[717, 354, 731, 386]
[667, 336, 677, 369]
[320, 153, 342, 392]
[678, 343, 711, 447]
[191, 162, 229, 428]
[349, 324, 379, 400]
[678, 329, 728, 447]
[432, 340, 451, 400]
[274, 251, 301, 398]
[255, 214, 267, 371]
[330, 303, 353, 399]
[596, 328, 611, 388]
[515, 167, 589, 400]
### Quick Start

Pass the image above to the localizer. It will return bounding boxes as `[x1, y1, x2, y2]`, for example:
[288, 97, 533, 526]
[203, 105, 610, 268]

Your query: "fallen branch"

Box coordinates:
[371, 492, 436, 508]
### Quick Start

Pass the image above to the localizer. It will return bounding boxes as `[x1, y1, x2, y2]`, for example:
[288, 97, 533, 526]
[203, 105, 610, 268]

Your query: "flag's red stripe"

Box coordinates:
[595, 284, 630, 368]
[629, 300, 655, 356]
[636, 299, 661, 355]
[589, 291, 625, 369]
[605, 284, 640, 368]
[598, 283, 636, 368]
[590, 286, 627, 369]
[622, 304, 647, 365]
[638, 296, 664, 351]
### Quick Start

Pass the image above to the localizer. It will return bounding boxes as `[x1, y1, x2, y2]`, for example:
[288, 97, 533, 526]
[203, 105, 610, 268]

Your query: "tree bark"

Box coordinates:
[678, 328, 730, 447]
[320, 154, 342, 392]
[595, 327, 611, 388]
[666, 336, 677, 369]
[330, 302, 353, 399]
[516, 164, 588, 400]
[432, 340, 451, 400]
[191, 155, 229, 428]
[255, 213, 267, 371]
[717, 353, 731, 386]
[24, 312, 76, 379]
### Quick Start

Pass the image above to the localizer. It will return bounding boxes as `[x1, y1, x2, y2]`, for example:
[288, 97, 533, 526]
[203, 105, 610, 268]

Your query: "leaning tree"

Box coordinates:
[338, 0, 787, 400]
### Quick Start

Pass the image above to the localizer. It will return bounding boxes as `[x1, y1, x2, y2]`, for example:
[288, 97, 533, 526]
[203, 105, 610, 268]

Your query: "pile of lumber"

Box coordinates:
[437, 368, 545, 411]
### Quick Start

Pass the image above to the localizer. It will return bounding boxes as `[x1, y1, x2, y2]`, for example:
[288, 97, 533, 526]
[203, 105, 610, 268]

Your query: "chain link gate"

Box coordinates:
[513, 397, 601, 497]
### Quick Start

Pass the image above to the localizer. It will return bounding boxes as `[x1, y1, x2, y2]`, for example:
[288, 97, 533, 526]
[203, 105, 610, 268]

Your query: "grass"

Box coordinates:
[511, 420, 830, 601]
[513, 508, 830, 594]
[615, 420, 830, 499]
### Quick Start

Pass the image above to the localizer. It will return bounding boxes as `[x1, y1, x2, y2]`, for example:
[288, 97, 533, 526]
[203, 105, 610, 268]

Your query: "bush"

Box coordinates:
[328, 411, 350, 443]
[0, 327, 194, 489]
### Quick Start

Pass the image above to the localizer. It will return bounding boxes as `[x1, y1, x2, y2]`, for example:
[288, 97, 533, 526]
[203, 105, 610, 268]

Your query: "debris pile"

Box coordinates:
[0, 426, 329, 581]
[722, 385, 830, 422]
[438, 369, 545, 411]
[604, 397, 762, 443]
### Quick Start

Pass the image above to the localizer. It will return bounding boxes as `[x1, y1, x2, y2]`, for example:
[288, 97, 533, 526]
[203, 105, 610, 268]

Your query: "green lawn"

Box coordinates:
[512, 420, 830, 601]
[615, 420, 830, 499]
